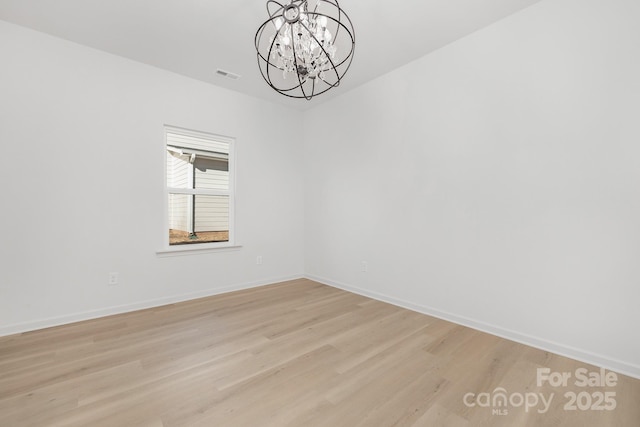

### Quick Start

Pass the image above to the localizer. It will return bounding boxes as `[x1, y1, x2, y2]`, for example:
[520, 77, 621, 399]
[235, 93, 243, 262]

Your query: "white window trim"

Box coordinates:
[157, 125, 239, 255]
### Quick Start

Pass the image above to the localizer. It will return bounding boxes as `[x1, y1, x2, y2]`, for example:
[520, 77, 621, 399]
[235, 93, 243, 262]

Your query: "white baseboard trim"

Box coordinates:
[306, 274, 640, 380]
[0, 274, 304, 337]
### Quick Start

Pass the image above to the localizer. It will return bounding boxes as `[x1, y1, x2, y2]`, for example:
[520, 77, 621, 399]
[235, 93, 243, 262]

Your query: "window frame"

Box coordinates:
[159, 125, 237, 254]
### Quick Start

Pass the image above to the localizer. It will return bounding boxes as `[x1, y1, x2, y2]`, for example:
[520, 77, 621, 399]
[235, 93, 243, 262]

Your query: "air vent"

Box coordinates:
[216, 69, 241, 80]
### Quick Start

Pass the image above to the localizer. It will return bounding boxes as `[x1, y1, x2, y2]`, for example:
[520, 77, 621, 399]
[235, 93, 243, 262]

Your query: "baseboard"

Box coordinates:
[305, 274, 640, 380]
[0, 274, 304, 337]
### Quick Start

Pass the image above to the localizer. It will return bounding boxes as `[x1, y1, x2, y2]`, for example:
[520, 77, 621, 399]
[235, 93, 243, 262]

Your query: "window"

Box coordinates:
[165, 126, 235, 248]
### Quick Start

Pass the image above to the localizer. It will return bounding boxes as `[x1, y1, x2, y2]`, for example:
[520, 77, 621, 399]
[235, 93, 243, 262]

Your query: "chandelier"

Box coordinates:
[255, 0, 355, 100]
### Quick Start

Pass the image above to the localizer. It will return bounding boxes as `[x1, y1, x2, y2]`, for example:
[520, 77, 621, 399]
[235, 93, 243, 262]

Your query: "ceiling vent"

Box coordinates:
[216, 69, 241, 80]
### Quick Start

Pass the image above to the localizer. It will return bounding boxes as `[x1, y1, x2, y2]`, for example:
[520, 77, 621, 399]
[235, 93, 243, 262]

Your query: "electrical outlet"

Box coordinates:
[361, 261, 368, 272]
[256, 256, 263, 265]
[108, 272, 119, 286]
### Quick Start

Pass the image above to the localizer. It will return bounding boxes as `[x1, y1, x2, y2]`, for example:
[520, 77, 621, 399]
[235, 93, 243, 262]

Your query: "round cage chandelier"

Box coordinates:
[255, 0, 355, 100]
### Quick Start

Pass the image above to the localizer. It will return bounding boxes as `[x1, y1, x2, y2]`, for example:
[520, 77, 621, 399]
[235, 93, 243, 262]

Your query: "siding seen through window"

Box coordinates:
[165, 127, 234, 246]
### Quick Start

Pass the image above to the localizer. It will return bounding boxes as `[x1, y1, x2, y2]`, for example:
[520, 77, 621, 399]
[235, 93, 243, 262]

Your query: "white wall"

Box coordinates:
[0, 20, 304, 334]
[304, 0, 640, 377]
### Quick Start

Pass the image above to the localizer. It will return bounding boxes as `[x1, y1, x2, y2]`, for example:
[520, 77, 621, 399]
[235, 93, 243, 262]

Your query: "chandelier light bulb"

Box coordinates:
[255, 0, 355, 100]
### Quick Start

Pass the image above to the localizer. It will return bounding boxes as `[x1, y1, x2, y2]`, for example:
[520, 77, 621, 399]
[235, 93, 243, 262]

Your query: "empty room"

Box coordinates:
[1, 0, 639, 426]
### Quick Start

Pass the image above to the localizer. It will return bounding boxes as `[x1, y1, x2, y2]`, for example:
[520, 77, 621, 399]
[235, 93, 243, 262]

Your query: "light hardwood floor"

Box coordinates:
[1, 279, 638, 426]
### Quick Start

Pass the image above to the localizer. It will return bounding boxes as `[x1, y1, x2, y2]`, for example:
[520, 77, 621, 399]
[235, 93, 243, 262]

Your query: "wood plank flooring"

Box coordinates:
[0, 278, 638, 426]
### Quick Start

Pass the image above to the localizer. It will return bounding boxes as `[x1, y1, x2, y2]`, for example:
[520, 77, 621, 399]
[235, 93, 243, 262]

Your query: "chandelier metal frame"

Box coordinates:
[255, 0, 355, 100]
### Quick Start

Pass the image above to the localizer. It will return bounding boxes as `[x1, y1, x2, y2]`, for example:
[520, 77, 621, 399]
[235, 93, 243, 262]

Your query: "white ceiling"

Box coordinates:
[0, 0, 542, 110]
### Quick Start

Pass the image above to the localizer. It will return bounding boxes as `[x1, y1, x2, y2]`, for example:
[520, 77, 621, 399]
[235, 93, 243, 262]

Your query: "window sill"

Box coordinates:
[156, 243, 242, 257]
